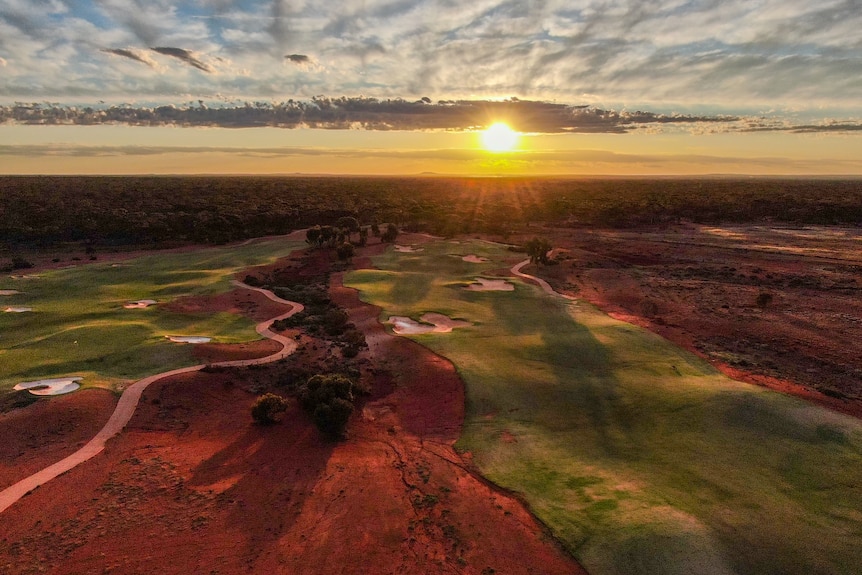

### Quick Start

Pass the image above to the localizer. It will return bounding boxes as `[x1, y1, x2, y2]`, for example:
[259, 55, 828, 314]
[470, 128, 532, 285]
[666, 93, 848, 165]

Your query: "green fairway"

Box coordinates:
[0, 237, 305, 391]
[346, 239, 862, 575]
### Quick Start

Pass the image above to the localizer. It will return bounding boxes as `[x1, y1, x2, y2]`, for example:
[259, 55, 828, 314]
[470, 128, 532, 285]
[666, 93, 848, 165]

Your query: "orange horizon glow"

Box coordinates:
[1, 125, 861, 177]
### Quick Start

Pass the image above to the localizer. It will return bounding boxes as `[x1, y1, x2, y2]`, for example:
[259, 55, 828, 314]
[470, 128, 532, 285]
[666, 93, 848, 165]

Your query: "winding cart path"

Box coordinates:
[0, 280, 303, 513]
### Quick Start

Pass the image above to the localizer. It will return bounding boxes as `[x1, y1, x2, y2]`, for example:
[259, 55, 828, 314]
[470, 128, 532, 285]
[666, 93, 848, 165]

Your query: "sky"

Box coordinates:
[1, 0, 860, 175]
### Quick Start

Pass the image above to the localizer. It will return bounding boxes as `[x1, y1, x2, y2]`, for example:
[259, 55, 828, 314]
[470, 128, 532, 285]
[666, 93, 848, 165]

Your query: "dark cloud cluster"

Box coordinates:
[101, 48, 154, 67]
[102, 46, 215, 72]
[0, 98, 742, 133]
[150, 47, 214, 72]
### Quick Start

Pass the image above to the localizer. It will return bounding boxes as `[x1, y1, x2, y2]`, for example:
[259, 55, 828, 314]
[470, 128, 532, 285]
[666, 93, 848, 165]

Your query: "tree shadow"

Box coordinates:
[186, 405, 335, 564]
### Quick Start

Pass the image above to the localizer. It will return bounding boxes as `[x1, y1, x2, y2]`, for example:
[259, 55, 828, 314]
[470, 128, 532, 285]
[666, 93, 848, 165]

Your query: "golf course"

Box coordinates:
[346, 238, 862, 575]
[0, 236, 307, 392]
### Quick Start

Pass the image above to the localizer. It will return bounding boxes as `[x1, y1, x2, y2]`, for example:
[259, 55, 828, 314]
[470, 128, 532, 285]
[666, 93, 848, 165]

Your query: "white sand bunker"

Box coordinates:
[0, 289, 21, 296]
[464, 278, 515, 291]
[124, 299, 157, 309]
[4, 306, 33, 313]
[14, 377, 82, 396]
[394, 245, 423, 253]
[462, 254, 490, 263]
[167, 335, 212, 344]
[387, 313, 471, 334]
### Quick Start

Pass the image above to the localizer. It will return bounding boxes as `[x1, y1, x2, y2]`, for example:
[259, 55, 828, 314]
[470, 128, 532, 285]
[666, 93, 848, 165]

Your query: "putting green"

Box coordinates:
[347, 239, 862, 575]
[0, 237, 305, 391]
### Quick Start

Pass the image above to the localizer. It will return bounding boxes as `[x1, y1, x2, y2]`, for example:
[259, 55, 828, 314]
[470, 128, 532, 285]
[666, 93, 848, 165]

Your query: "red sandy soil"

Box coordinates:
[0, 389, 117, 490]
[522, 223, 862, 418]
[0, 243, 585, 575]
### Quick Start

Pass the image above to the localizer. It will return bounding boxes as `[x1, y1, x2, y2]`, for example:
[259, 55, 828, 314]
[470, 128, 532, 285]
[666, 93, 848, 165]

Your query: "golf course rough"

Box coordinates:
[0, 237, 307, 392]
[345, 239, 862, 575]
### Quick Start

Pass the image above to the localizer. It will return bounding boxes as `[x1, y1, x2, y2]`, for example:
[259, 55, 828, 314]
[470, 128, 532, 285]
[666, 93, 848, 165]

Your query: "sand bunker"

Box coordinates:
[387, 313, 471, 334]
[167, 335, 212, 344]
[462, 255, 490, 263]
[394, 245, 424, 253]
[124, 299, 157, 309]
[14, 377, 82, 396]
[4, 306, 33, 313]
[0, 290, 21, 296]
[465, 278, 515, 291]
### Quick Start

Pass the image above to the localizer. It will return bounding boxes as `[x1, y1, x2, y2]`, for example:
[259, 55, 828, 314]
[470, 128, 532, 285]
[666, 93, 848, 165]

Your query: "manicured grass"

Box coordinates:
[347, 239, 862, 575]
[0, 237, 305, 391]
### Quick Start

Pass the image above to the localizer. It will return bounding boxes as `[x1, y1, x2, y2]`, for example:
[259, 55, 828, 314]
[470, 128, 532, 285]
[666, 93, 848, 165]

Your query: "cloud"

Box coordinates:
[0, 57, 6, 67]
[101, 48, 156, 67]
[0, 98, 743, 133]
[1, 1, 861, 114]
[150, 47, 214, 72]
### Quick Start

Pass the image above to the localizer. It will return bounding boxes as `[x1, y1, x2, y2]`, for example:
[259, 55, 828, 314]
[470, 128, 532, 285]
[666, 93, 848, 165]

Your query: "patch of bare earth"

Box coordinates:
[523, 223, 862, 418]
[0, 243, 585, 575]
[0, 389, 117, 490]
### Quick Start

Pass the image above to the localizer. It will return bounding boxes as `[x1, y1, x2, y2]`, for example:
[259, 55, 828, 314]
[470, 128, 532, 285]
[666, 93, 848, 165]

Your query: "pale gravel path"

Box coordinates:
[0, 281, 303, 514]
[510, 258, 577, 300]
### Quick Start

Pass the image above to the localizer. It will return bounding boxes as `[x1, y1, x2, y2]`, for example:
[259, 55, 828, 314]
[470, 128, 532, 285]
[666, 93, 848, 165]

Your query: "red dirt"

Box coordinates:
[0, 388, 116, 490]
[523, 223, 862, 419]
[0, 243, 585, 575]
[191, 338, 286, 364]
[162, 286, 289, 325]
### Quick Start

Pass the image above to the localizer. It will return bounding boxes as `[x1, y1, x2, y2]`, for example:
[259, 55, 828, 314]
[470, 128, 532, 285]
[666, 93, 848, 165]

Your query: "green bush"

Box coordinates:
[251, 393, 289, 425]
[299, 374, 358, 437]
[312, 397, 354, 437]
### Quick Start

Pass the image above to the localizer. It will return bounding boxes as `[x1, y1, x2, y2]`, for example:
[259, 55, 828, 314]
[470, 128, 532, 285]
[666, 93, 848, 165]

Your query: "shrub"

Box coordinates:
[312, 397, 354, 437]
[336, 242, 355, 261]
[300, 374, 354, 409]
[755, 292, 773, 308]
[244, 274, 263, 287]
[11, 257, 34, 270]
[251, 393, 289, 425]
[298, 374, 358, 437]
[381, 223, 399, 243]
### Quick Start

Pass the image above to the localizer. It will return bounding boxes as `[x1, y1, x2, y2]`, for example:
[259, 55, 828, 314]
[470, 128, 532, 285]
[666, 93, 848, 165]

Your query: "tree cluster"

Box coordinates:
[3, 176, 860, 253]
[298, 374, 361, 438]
[525, 237, 552, 265]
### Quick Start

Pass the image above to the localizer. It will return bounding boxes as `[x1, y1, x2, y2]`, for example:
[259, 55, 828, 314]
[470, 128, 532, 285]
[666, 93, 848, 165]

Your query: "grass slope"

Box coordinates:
[346, 239, 862, 575]
[0, 237, 305, 391]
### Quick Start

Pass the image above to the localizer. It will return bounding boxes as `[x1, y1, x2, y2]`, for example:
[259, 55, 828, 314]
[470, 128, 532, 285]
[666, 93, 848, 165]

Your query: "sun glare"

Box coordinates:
[481, 122, 519, 152]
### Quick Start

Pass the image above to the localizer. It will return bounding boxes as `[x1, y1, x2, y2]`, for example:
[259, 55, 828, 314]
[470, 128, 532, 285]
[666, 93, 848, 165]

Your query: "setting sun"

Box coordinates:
[481, 122, 519, 152]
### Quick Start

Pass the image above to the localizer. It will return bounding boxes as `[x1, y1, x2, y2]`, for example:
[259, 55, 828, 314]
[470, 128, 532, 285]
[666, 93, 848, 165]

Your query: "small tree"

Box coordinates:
[299, 374, 357, 438]
[525, 237, 552, 265]
[370, 222, 381, 237]
[381, 223, 399, 243]
[336, 242, 355, 262]
[251, 393, 288, 425]
[358, 227, 369, 247]
[313, 398, 354, 437]
[319, 225, 335, 247]
[306, 226, 321, 246]
[337, 216, 360, 240]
